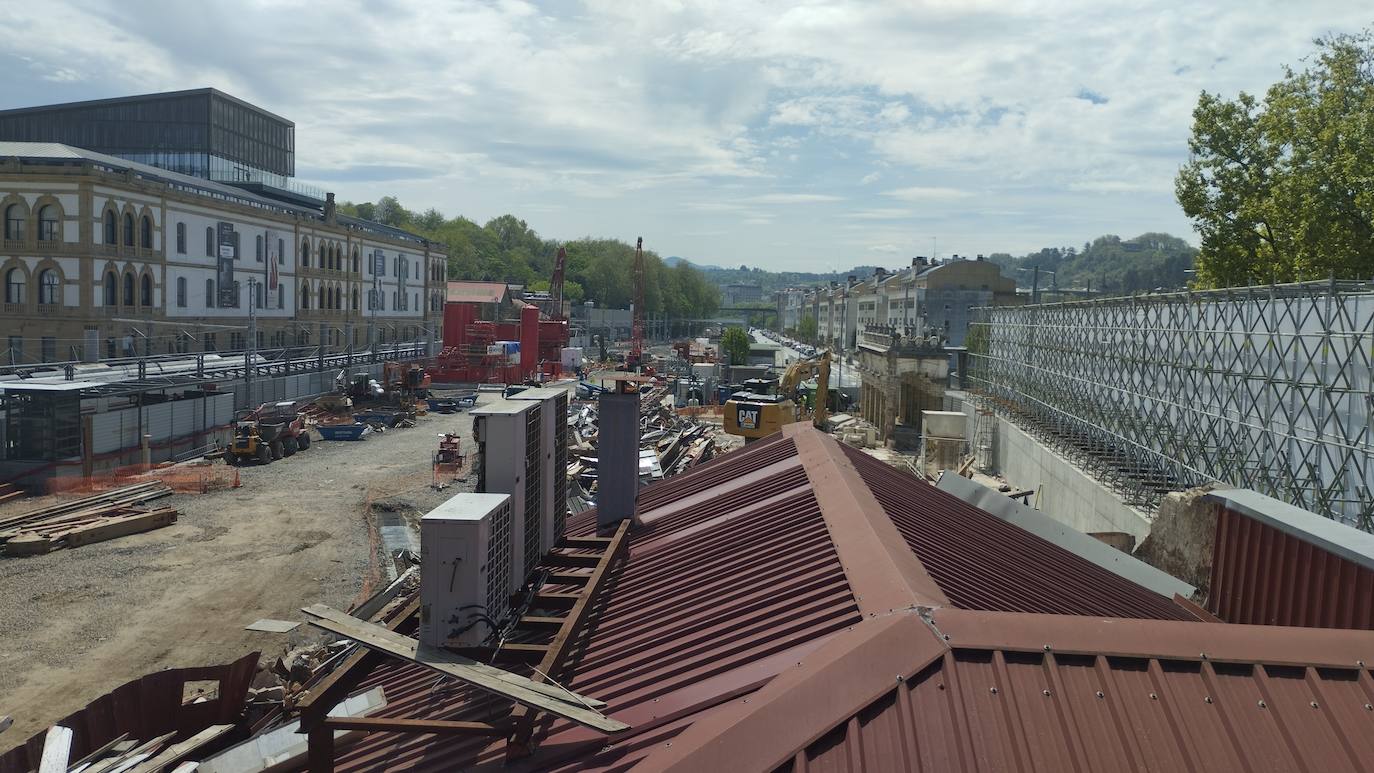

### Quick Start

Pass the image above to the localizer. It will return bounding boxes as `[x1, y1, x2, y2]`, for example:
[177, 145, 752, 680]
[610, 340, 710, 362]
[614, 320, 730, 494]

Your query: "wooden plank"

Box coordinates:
[533, 591, 581, 608]
[83, 732, 175, 773]
[68, 732, 131, 772]
[559, 536, 611, 549]
[38, 725, 73, 773]
[300, 604, 624, 733]
[128, 724, 232, 773]
[321, 717, 509, 736]
[296, 598, 419, 732]
[508, 519, 631, 758]
[542, 552, 601, 568]
[514, 615, 567, 629]
[168, 763, 199, 773]
[546, 572, 590, 585]
[0, 715, 11, 734]
[63, 509, 178, 548]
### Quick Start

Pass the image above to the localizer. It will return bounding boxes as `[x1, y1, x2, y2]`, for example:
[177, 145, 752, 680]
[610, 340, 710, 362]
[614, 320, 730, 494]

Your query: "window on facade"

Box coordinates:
[41, 336, 55, 363]
[256, 234, 264, 262]
[141, 274, 153, 306]
[277, 285, 284, 308]
[206, 227, 214, 256]
[4, 205, 24, 241]
[233, 281, 241, 307]
[300, 283, 310, 309]
[206, 278, 215, 308]
[37, 206, 58, 242]
[318, 286, 325, 309]
[123, 272, 135, 306]
[104, 272, 117, 305]
[391, 291, 397, 309]
[4, 268, 24, 303]
[176, 222, 186, 253]
[177, 277, 187, 307]
[352, 249, 359, 273]
[232, 231, 240, 259]
[278, 238, 285, 264]
[204, 332, 216, 352]
[256, 281, 264, 309]
[352, 287, 359, 310]
[38, 270, 59, 305]
[414, 293, 418, 311]
[301, 238, 309, 268]
[105, 211, 117, 245]
[140, 216, 153, 248]
[123, 213, 134, 246]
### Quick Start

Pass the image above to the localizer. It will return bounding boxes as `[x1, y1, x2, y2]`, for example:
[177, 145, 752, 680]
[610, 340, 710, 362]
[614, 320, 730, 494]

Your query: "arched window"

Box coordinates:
[352, 287, 359, 310]
[4, 268, 24, 303]
[104, 272, 117, 306]
[123, 272, 135, 306]
[123, 213, 134, 247]
[38, 269, 59, 305]
[206, 278, 215, 308]
[3, 204, 24, 241]
[140, 274, 153, 306]
[105, 210, 117, 245]
[300, 282, 310, 310]
[352, 248, 359, 273]
[206, 227, 214, 256]
[318, 285, 325, 309]
[175, 222, 186, 254]
[37, 206, 59, 242]
[176, 276, 187, 307]
[140, 215, 152, 248]
[256, 234, 263, 262]
[301, 238, 310, 268]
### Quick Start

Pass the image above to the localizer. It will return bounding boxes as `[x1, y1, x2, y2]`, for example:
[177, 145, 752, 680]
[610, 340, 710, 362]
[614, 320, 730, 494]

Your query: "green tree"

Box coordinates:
[1177, 31, 1374, 287]
[720, 327, 751, 365]
[798, 312, 818, 343]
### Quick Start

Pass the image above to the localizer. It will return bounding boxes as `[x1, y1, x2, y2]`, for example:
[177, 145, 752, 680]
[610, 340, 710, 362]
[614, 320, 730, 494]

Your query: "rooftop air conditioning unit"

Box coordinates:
[471, 399, 543, 591]
[419, 492, 512, 648]
[509, 387, 570, 554]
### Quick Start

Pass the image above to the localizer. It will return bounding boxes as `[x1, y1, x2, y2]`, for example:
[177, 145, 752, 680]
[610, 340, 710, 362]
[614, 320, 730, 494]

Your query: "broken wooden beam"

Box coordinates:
[321, 716, 510, 736]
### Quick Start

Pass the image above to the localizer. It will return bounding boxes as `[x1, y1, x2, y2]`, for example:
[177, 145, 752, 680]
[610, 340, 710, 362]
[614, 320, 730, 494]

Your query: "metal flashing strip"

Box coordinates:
[937, 471, 1195, 599]
[786, 423, 949, 612]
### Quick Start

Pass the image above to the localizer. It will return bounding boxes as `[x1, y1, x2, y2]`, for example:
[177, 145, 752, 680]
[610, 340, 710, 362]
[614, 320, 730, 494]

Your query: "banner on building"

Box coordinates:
[265, 230, 280, 309]
[216, 222, 236, 307]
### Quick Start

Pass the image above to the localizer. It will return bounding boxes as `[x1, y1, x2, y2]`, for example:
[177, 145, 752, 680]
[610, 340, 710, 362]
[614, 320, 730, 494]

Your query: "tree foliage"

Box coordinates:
[337, 199, 718, 318]
[989, 233, 1197, 294]
[720, 327, 751, 365]
[1177, 31, 1374, 287]
[797, 312, 818, 343]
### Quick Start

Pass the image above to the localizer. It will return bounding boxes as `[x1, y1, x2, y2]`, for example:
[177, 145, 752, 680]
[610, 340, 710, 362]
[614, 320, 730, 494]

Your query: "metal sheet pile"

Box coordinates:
[0, 481, 178, 557]
[566, 383, 718, 509]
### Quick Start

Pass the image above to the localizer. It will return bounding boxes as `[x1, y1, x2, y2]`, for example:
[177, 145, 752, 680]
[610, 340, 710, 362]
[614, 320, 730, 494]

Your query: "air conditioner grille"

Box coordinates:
[554, 392, 568, 539]
[487, 500, 512, 623]
[524, 404, 542, 576]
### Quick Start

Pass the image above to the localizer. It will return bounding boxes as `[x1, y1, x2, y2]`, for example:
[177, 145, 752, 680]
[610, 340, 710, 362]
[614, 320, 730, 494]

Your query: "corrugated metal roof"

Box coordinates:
[845, 447, 1194, 620]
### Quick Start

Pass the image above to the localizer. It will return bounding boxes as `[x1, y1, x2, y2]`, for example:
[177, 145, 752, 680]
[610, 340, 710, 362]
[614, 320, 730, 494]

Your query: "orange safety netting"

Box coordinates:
[47, 462, 241, 495]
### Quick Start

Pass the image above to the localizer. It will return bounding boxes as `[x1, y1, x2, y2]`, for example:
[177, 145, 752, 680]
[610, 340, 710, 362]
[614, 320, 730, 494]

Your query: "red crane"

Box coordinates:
[550, 246, 567, 320]
[630, 236, 645, 369]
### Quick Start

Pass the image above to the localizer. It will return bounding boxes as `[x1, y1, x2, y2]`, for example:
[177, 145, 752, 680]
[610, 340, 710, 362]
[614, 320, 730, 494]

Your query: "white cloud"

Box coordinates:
[859, 171, 881, 185]
[744, 193, 845, 204]
[883, 186, 974, 201]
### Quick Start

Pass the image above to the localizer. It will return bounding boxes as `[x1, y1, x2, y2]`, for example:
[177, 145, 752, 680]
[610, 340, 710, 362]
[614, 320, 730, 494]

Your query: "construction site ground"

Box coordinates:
[0, 399, 489, 743]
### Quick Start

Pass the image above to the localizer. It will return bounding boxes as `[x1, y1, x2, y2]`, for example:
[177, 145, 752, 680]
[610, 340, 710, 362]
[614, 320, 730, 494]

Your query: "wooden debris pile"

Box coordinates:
[0, 481, 177, 557]
[0, 482, 25, 505]
[567, 382, 717, 502]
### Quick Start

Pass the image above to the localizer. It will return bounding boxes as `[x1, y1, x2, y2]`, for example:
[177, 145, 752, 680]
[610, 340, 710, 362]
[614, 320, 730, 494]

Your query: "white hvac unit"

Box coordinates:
[508, 387, 569, 554]
[471, 399, 543, 592]
[419, 492, 513, 648]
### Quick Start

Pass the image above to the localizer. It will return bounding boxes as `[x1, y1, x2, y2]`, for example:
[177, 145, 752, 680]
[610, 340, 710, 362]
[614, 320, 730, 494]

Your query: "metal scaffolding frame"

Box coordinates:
[969, 279, 1374, 529]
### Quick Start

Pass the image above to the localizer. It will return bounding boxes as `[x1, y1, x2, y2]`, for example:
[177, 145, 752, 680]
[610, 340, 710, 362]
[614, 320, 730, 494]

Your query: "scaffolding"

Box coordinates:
[968, 280, 1374, 529]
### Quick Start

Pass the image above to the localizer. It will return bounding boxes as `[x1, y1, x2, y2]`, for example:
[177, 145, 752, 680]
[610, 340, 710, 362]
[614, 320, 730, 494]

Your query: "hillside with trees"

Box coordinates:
[987, 233, 1198, 294]
[339, 198, 719, 319]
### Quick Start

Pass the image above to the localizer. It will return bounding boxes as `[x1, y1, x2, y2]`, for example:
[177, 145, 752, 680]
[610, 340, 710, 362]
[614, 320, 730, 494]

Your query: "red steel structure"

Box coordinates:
[629, 236, 644, 369]
[550, 246, 567, 320]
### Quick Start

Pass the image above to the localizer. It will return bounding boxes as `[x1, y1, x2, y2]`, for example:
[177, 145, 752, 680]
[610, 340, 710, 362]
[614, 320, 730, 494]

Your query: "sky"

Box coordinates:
[0, 2, 1368, 271]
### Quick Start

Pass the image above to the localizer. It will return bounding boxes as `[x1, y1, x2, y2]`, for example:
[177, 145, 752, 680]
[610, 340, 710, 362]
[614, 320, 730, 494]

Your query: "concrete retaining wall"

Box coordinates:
[963, 398, 1152, 539]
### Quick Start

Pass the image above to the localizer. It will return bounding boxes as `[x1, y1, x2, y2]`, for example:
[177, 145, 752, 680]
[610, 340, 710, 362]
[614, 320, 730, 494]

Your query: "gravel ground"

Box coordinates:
[0, 398, 488, 746]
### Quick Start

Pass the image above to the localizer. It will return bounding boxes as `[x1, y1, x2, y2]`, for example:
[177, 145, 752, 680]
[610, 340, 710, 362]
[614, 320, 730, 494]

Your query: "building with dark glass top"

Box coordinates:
[0, 88, 323, 202]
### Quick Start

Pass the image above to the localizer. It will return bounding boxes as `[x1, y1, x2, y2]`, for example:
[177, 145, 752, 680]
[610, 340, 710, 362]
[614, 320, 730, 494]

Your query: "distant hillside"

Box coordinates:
[988, 233, 1197, 294]
[696, 264, 881, 293]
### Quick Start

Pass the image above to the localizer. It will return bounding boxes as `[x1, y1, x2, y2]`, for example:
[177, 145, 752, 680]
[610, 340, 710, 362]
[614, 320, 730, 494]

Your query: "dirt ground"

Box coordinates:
[0, 399, 488, 745]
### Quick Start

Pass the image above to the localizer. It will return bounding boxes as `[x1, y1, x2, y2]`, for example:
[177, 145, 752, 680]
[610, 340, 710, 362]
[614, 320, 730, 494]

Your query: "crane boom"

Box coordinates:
[630, 236, 645, 367]
[550, 246, 567, 320]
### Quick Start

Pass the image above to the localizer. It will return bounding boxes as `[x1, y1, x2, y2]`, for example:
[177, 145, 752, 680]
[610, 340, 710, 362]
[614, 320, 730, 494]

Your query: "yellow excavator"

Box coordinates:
[724, 351, 831, 442]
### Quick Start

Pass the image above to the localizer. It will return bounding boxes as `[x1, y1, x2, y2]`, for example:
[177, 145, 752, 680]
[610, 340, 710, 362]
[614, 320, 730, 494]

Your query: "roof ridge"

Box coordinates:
[783, 424, 949, 613]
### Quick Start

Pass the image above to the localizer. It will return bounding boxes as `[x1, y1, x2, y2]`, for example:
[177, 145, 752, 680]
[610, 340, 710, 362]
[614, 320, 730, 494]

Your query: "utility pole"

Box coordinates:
[1031, 266, 1040, 305]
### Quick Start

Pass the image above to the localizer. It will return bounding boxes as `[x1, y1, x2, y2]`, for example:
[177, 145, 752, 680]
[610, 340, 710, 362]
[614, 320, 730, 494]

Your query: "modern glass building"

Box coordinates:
[0, 88, 323, 201]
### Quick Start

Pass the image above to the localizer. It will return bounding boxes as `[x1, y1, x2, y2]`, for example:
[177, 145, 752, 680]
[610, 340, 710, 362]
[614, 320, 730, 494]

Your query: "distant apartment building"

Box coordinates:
[721, 282, 763, 305]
